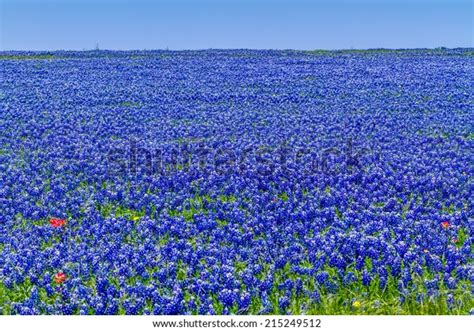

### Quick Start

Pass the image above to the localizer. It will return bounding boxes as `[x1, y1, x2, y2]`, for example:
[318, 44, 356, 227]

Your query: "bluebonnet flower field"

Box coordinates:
[0, 49, 473, 315]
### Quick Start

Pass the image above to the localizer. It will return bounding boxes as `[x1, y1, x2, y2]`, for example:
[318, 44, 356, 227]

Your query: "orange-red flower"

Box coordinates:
[50, 218, 66, 228]
[53, 272, 67, 284]
[441, 221, 450, 229]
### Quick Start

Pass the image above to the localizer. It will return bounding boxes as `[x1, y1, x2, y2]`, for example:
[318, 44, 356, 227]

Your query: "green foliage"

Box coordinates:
[0, 54, 55, 60]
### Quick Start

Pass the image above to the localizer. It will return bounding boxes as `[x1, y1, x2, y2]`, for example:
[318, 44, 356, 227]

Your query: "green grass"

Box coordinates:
[303, 48, 474, 57]
[1, 269, 471, 315]
[0, 54, 55, 60]
[117, 101, 141, 107]
[97, 203, 145, 221]
[2, 189, 472, 315]
[233, 262, 473, 315]
[167, 194, 237, 222]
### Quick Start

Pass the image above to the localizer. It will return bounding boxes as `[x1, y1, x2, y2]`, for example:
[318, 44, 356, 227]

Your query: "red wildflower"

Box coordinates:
[50, 218, 66, 228]
[53, 272, 67, 284]
[441, 221, 450, 229]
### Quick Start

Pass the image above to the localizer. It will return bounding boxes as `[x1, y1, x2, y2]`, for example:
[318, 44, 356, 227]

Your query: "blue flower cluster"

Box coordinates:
[0, 49, 472, 314]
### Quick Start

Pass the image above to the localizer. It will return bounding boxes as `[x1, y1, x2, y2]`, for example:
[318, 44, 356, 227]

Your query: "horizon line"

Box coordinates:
[1, 46, 473, 53]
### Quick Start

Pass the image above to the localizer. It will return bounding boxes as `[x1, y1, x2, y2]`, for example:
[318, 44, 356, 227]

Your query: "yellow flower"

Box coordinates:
[352, 301, 361, 309]
[131, 215, 140, 221]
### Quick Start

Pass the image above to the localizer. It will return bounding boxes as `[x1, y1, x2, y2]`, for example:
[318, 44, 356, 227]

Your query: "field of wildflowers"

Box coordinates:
[0, 49, 472, 315]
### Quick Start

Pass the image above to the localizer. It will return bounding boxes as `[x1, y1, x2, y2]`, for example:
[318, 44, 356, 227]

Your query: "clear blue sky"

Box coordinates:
[0, 0, 472, 51]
